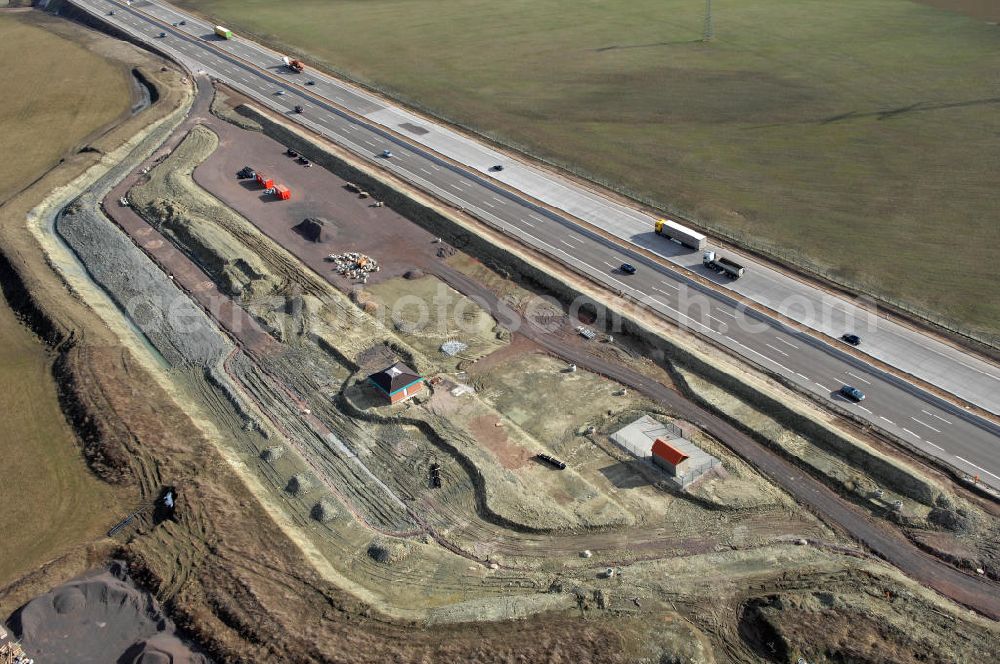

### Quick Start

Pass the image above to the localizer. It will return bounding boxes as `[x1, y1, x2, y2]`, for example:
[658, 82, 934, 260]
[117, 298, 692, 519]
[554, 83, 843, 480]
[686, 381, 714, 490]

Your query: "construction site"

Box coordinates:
[0, 3, 999, 663]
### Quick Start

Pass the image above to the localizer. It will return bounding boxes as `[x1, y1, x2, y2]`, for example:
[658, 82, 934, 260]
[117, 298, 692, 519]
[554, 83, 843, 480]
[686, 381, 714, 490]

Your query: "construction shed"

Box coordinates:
[651, 439, 690, 477]
[369, 362, 424, 404]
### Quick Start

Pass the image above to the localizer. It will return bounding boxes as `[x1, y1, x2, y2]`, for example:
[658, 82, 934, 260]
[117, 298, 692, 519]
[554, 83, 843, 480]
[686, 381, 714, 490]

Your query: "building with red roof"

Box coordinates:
[651, 438, 690, 477]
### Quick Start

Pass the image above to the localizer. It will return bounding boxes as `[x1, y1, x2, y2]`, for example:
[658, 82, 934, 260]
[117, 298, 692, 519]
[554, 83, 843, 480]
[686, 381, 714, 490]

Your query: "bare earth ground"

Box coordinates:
[0, 9, 135, 586]
[0, 11, 998, 661]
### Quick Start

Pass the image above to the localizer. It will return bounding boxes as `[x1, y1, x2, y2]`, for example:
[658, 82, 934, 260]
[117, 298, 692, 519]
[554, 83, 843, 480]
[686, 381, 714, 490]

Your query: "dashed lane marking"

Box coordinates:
[921, 409, 952, 426]
[902, 427, 921, 440]
[774, 336, 799, 349]
[765, 343, 789, 357]
[846, 371, 871, 385]
[911, 417, 941, 433]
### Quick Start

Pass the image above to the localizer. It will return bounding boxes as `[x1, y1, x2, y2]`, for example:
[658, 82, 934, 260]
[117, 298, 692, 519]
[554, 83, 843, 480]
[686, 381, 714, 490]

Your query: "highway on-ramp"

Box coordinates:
[73, 0, 1000, 490]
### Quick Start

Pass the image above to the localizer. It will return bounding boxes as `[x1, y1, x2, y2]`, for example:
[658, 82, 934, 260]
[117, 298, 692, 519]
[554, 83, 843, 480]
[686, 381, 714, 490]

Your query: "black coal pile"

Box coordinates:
[293, 217, 327, 243]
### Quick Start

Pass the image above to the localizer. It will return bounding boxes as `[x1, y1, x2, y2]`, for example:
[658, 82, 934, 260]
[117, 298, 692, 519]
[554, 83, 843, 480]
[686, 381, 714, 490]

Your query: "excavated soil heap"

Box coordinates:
[8, 562, 208, 662]
[293, 217, 326, 243]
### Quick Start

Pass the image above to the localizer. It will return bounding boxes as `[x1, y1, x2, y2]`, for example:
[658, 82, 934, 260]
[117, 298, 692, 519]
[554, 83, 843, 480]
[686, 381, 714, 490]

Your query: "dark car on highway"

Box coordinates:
[620, 263, 637, 275]
[841, 333, 861, 346]
[839, 385, 865, 402]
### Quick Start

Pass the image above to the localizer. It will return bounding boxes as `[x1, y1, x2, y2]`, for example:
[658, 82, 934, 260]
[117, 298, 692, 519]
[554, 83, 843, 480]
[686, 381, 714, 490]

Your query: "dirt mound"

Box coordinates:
[311, 497, 338, 522]
[367, 536, 413, 564]
[403, 269, 424, 280]
[260, 445, 285, 462]
[9, 563, 207, 663]
[293, 217, 326, 243]
[286, 473, 314, 496]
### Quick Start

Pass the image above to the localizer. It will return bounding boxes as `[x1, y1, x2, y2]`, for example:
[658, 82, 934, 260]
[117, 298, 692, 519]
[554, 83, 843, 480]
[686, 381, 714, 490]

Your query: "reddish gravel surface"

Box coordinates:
[99, 80, 1000, 622]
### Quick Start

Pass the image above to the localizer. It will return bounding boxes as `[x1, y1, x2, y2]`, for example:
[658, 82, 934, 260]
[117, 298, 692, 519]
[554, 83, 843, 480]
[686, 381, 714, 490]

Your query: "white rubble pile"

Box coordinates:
[325, 251, 380, 280]
[440, 340, 468, 356]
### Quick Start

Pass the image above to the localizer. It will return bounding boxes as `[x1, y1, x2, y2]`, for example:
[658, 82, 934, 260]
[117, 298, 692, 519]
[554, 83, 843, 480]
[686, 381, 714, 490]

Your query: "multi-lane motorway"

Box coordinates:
[74, 0, 1000, 489]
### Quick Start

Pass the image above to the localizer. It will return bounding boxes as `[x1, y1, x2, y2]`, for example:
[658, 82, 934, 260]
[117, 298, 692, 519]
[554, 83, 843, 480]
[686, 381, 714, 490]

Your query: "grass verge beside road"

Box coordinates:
[175, 0, 1000, 342]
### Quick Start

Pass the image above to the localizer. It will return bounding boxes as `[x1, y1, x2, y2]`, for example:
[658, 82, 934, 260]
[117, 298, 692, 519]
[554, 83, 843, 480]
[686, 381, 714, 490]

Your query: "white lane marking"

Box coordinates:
[859, 406, 872, 414]
[563, 235, 584, 245]
[924, 441, 944, 451]
[519, 218, 535, 228]
[430, 164, 441, 171]
[730, 340, 793, 373]
[774, 336, 799, 350]
[765, 343, 789, 357]
[560, 240, 575, 248]
[646, 296, 723, 338]
[880, 416, 895, 425]
[482, 201, 495, 209]
[845, 371, 871, 385]
[603, 261, 616, 269]
[921, 409, 952, 426]
[815, 383, 831, 391]
[659, 281, 678, 290]
[706, 313, 728, 325]
[491, 196, 504, 204]
[528, 213, 546, 222]
[449, 184, 463, 191]
[715, 309, 736, 318]
[795, 372, 809, 380]
[419, 167, 431, 175]
[901, 427, 921, 440]
[954, 456, 1000, 482]
[911, 417, 941, 434]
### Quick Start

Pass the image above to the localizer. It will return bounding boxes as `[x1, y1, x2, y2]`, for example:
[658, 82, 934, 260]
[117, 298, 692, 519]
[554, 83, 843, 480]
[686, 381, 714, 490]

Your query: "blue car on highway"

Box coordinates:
[840, 385, 865, 402]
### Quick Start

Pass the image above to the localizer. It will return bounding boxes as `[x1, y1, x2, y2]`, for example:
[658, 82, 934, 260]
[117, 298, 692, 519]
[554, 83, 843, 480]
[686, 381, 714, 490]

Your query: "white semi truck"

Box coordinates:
[703, 250, 745, 279]
[654, 218, 706, 250]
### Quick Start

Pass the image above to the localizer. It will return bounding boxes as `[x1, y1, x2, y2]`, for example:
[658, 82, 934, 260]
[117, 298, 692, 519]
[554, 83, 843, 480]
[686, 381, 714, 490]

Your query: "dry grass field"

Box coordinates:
[175, 0, 1000, 341]
[0, 11, 131, 584]
[0, 11, 132, 204]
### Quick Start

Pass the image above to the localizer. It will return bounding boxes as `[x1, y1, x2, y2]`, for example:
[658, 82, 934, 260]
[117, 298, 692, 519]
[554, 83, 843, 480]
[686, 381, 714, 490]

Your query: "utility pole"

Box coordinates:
[703, 0, 714, 42]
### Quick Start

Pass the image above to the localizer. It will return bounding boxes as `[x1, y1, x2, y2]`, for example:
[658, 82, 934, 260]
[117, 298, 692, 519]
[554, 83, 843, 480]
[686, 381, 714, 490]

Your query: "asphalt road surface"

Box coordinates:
[73, 0, 1000, 490]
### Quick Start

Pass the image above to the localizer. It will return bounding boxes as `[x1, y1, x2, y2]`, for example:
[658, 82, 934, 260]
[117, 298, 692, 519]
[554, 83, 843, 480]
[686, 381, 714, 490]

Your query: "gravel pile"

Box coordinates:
[56, 194, 231, 367]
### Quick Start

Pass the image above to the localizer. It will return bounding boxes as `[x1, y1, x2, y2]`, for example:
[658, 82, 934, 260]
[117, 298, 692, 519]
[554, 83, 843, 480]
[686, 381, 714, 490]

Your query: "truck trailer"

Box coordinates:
[255, 173, 274, 189]
[214, 25, 233, 39]
[274, 184, 291, 200]
[703, 251, 745, 279]
[654, 219, 706, 251]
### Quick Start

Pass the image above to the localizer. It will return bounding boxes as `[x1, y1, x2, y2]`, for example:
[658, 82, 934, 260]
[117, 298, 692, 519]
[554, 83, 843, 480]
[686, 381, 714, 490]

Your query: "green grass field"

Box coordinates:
[177, 0, 1000, 341]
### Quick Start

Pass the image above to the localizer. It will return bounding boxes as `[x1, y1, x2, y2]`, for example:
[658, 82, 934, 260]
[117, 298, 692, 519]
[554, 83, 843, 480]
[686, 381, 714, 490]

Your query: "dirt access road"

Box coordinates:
[98, 82, 1000, 621]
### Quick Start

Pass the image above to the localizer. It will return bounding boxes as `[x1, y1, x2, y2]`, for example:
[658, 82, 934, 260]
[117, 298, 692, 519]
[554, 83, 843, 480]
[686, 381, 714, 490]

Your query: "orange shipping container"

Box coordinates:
[275, 184, 291, 200]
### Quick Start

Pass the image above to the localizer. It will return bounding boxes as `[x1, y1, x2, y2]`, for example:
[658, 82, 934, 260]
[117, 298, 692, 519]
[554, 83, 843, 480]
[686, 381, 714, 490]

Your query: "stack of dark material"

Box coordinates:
[293, 217, 326, 243]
